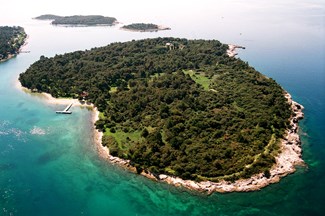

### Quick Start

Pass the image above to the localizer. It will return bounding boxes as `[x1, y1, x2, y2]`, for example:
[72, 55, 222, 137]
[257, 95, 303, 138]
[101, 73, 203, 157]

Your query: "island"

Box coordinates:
[0, 26, 27, 62]
[34, 14, 62, 20]
[34, 14, 117, 26]
[19, 37, 304, 193]
[121, 23, 171, 32]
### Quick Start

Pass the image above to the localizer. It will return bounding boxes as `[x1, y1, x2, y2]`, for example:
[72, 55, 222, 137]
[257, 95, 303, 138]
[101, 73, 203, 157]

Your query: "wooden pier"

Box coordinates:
[56, 103, 73, 114]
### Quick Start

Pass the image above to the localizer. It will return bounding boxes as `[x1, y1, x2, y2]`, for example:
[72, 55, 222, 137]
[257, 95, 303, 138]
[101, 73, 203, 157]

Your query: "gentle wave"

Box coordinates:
[0, 120, 26, 142]
[0, 121, 24, 137]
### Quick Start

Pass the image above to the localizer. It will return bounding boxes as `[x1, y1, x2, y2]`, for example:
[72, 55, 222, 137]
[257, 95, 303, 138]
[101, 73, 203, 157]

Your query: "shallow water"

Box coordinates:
[0, 1, 324, 215]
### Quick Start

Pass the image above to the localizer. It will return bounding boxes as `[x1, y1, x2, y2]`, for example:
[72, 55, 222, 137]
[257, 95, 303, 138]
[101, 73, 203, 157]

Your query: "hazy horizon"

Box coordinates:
[1, 0, 324, 27]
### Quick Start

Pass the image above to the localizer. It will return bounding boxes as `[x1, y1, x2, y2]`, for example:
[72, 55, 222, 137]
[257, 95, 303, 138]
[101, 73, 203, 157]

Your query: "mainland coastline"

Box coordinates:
[0, 29, 28, 63]
[0, 54, 16, 63]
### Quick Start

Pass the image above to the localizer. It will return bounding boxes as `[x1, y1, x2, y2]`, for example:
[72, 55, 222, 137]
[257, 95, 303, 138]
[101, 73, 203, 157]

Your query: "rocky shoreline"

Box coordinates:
[94, 92, 305, 194]
[18, 75, 305, 194]
[15, 29, 305, 194]
[19, 77, 305, 194]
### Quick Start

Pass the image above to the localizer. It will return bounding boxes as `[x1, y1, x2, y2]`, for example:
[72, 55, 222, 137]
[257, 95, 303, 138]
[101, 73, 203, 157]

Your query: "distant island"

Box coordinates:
[0, 26, 27, 62]
[19, 37, 304, 193]
[34, 14, 117, 26]
[34, 14, 62, 20]
[121, 23, 171, 32]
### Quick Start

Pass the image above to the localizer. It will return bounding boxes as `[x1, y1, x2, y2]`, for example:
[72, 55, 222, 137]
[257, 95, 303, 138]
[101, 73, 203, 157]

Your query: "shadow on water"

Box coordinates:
[0, 163, 17, 171]
[16, 101, 24, 108]
[25, 117, 40, 125]
[37, 149, 64, 165]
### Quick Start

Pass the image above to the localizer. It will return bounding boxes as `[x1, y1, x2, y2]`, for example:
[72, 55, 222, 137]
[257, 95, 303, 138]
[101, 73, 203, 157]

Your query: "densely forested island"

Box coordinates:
[34, 14, 117, 26]
[0, 26, 27, 62]
[121, 23, 171, 32]
[19, 38, 299, 187]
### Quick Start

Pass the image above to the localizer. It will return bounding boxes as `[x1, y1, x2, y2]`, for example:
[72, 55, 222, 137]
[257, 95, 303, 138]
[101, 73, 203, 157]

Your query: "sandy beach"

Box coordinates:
[0, 54, 15, 63]
[17, 80, 81, 105]
[0, 34, 29, 63]
[16, 80, 106, 157]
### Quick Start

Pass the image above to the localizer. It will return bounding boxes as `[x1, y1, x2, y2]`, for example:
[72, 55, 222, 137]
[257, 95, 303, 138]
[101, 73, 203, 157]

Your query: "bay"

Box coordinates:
[0, 1, 324, 215]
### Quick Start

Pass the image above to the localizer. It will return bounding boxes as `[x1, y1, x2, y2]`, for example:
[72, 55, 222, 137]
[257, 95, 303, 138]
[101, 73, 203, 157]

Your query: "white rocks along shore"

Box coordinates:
[18, 74, 305, 194]
[94, 92, 305, 194]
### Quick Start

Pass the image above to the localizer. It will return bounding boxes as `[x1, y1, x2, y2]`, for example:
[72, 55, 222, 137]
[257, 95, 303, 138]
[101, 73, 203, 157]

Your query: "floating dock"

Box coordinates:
[56, 103, 73, 114]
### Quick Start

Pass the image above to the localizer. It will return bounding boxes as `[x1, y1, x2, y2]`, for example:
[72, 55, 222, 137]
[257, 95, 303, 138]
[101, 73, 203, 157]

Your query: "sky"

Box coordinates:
[0, 0, 323, 44]
[1, 0, 222, 22]
[1, 0, 324, 26]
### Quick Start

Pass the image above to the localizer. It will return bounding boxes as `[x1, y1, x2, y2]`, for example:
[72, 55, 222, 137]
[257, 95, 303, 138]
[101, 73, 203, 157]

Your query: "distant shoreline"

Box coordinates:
[34, 14, 118, 27]
[51, 22, 118, 28]
[0, 54, 16, 63]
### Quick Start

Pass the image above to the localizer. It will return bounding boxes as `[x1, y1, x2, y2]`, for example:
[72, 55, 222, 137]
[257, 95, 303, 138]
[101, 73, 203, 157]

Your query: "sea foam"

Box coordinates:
[30, 126, 46, 135]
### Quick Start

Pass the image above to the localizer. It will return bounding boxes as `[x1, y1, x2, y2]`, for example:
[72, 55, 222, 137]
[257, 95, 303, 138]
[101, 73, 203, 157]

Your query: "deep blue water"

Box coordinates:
[0, 1, 324, 215]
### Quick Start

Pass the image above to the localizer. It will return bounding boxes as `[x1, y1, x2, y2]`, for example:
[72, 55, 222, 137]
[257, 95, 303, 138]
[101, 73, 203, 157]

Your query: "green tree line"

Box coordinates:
[19, 38, 292, 181]
[0, 26, 26, 60]
[35, 15, 117, 26]
[122, 23, 159, 31]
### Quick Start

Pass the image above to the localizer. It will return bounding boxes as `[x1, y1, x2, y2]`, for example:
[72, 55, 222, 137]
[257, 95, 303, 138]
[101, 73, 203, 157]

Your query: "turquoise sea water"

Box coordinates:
[1, 1, 325, 215]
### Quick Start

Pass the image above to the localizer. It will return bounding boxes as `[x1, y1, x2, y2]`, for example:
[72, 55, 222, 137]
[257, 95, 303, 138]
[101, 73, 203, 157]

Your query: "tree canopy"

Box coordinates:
[0, 26, 26, 61]
[35, 15, 117, 26]
[121, 23, 169, 32]
[19, 38, 292, 181]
